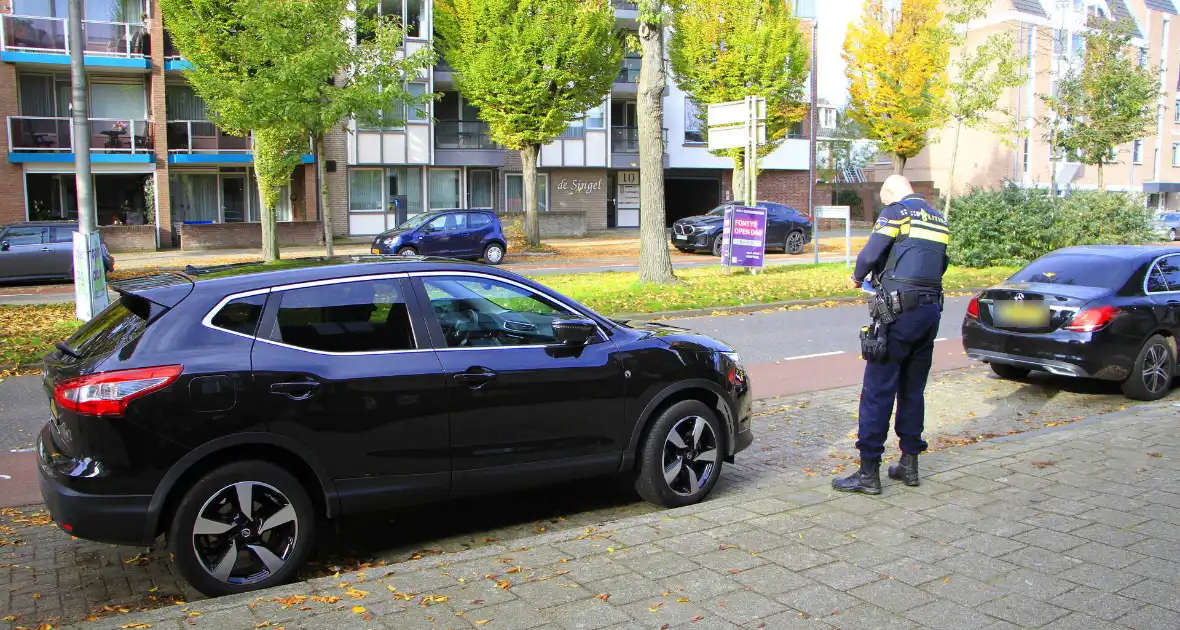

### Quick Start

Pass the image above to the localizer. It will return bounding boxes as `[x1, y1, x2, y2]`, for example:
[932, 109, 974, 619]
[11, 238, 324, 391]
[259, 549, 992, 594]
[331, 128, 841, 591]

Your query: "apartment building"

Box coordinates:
[875, 0, 1180, 211]
[0, 0, 823, 248]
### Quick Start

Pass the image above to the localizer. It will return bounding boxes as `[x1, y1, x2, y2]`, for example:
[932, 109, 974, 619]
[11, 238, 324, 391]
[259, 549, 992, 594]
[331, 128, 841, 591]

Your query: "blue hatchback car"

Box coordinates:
[371, 208, 508, 265]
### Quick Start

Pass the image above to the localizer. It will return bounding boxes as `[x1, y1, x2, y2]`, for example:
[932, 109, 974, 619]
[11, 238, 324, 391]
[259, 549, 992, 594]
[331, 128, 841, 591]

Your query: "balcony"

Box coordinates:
[616, 57, 641, 84]
[1, 15, 148, 59]
[433, 120, 505, 167]
[611, 126, 667, 152]
[167, 121, 251, 153]
[10, 116, 152, 151]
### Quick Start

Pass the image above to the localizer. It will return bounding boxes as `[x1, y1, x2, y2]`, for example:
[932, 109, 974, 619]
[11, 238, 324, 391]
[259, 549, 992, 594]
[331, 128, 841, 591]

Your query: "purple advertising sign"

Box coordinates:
[722, 205, 767, 268]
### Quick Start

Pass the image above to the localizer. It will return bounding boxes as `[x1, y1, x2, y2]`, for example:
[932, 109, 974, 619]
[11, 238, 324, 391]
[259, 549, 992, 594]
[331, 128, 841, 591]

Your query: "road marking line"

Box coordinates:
[9, 448, 34, 453]
[0, 475, 10, 480]
[934, 338, 948, 342]
[783, 351, 846, 361]
[1, 293, 34, 297]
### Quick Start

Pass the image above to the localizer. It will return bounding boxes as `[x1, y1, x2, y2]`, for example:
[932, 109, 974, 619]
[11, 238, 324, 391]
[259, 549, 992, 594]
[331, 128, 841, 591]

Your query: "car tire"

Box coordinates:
[168, 460, 315, 597]
[990, 363, 1031, 380]
[634, 400, 724, 508]
[785, 230, 806, 255]
[483, 243, 505, 265]
[711, 235, 724, 257]
[396, 246, 418, 257]
[1171, 229, 1178, 241]
[1121, 335, 1175, 401]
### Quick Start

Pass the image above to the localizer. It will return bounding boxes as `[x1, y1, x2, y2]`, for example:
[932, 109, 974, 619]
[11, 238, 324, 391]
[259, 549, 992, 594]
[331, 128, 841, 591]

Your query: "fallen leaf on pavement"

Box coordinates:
[595, 593, 610, 602]
[121, 625, 152, 629]
[309, 595, 341, 604]
[1149, 452, 1162, 457]
[352, 606, 366, 614]
[475, 621, 490, 626]
[272, 595, 308, 608]
[420, 595, 449, 606]
[495, 579, 511, 590]
[343, 587, 368, 599]
[123, 553, 151, 566]
[648, 602, 664, 612]
[677, 597, 690, 603]
[1029, 461, 1056, 469]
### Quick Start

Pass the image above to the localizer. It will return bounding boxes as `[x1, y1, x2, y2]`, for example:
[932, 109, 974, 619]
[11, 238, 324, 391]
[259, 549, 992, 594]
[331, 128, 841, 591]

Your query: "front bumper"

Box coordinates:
[37, 424, 152, 546]
[671, 229, 714, 250]
[962, 319, 1135, 381]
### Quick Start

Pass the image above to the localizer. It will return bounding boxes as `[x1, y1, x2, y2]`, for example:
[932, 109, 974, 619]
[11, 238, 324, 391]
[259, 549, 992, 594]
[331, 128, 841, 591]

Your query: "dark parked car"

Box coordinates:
[963, 245, 1180, 400]
[371, 208, 507, 264]
[38, 257, 752, 596]
[672, 201, 813, 256]
[0, 221, 114, 282]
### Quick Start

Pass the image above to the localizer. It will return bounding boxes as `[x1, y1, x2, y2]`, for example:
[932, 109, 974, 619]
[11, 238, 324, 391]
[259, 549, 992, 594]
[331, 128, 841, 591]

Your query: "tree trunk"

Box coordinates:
[731, 149, 745, 203]
[520, 144, 541, 248]
[316, 134, 333, 258]
[891, 154, 907, 175]
[260, 198, 279, 263]
[943, 120, 962, 220]
[637, 17, 675, 284]
[1097, 162, 1104, 190]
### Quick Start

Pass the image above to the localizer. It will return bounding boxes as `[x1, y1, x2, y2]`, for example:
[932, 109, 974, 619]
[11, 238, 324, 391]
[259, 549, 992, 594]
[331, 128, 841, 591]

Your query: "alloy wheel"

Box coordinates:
[662, 415, 719, 496]
[1172, 229, 1177, 241]
[712, 236, 724, 257]
[786, 231, 805, 255]
[1142, 344, 1172, 395]
[192, 481, 298, 586]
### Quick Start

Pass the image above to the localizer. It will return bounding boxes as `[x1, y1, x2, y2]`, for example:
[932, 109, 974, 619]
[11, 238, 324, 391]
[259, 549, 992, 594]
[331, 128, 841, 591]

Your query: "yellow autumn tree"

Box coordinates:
[843, 0, 952, 174]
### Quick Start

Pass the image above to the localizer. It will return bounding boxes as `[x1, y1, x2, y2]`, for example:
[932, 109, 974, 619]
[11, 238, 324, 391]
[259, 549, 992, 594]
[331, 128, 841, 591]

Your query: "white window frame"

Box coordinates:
[1173, 143, 1180, 166]
[1133, 140, 1144, 164]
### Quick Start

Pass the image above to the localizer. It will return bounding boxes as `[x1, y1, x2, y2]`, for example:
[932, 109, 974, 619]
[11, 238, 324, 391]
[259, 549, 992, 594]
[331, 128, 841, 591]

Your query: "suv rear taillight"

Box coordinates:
[1062, 306, 1119, 333]
[54, 365, 182, 417]
[966, 295, 980, 319]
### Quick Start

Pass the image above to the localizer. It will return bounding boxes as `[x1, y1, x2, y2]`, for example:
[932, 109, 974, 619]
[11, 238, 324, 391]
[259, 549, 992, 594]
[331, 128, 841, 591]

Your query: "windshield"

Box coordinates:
[1159, 213, 1180, 222]
[1008, 254, 1134, 290]
[706, 205, 728, 217]
[397, 213, 435, 230]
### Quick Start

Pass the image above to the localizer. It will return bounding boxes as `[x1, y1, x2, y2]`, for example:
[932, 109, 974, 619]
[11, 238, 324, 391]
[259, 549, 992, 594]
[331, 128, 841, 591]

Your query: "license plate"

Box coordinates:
[674, 235, 688, 241]
[371, 248, 381, 254]
[993, 301, 1050, 328]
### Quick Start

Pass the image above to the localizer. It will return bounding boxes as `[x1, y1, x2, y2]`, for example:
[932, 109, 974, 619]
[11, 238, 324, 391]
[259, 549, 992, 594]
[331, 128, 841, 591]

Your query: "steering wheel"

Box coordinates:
[448, 309, 479, 347]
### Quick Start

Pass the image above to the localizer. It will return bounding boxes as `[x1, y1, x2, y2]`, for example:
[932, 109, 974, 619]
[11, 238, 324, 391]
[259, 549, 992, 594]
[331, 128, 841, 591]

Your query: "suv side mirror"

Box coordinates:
[552, 317, 598, 346]
[0, 240, 9, 252]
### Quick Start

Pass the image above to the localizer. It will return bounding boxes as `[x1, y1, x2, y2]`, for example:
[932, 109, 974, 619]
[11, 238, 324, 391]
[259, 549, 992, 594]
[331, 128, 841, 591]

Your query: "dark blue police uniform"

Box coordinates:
[834, 193, 949, 494]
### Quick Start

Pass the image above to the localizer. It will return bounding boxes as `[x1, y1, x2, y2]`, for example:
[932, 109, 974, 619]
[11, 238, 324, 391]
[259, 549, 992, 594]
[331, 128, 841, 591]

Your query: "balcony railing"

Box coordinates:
[616, 57, 641, 83]
[560, 126, 586, 140]
[9, 116, 153, 153]
[1, 15, 148, 57]
[611, 126, 667, 152]
[167, 121, 251, 153]
[434, 120, 501, 149]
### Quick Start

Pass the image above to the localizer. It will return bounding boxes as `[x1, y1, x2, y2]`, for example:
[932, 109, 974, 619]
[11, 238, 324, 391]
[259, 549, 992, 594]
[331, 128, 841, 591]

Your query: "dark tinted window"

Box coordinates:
[3, 226, 49, 245]
[273, 278, 414, 352]
[50, 227, 74, 243]
[469, 213, 491, 228]
[1148, 264, 1169, 293]
[1008, 254, 1134, 290]
[211, 294, 267, 336]
[66, 296, 150, 360]
[1157, 255, 1180, 291]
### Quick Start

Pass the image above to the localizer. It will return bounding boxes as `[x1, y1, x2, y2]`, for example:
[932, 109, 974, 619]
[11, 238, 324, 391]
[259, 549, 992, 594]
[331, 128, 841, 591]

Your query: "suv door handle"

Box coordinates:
[453, 369, 496, 388]
[270, 381, 321, 400]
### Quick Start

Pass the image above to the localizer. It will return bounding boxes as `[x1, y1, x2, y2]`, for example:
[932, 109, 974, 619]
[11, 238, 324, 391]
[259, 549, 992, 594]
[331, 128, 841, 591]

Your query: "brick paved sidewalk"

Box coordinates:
[37, 400, 1180, 630]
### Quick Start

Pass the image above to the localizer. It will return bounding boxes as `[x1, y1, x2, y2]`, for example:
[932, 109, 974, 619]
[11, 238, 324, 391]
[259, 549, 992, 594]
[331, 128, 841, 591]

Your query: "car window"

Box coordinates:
[427, 213, 467, 232]
[3, 226, 49, 245]
[1008, 254, 1134, 291]
[1148, 264, 1170, 293]
[50, 227, 74, 243]
[422, 275, 576, 348]
[271, 278, 414, 353]
[210, 294, 267, 336]
[469, 213, 491, 228]
[1157, 255, 1180, 292]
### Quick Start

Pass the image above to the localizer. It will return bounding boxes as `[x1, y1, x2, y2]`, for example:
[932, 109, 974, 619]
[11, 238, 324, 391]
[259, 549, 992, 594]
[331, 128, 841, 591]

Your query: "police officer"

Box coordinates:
[833, 175, 949, 495]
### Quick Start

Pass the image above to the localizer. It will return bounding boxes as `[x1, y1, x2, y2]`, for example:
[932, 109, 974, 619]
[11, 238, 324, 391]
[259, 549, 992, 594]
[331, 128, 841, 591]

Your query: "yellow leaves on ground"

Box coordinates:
[120, 624, 152, 629]
[309, 595, 341, 604]
[351, 606, 366, 614]
[122, 553, 151, 566]
[495, 579, 512, 590]
[342, 587, 369, 599]
[419, 594, 449, 606]
[0, 303, 80, 373]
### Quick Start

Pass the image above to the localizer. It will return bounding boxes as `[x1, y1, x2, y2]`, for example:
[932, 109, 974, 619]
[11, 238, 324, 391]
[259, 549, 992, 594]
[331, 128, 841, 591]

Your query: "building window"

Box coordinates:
[428, 168, 461, 209]
[1022, 137, 1030, 173]
[684, 98, 705, 144]
[1139, 47, 1148, 68]
[1133, 140, 1144, 164]
[506, 173, 548, 213]
[1071, 33, 1084, 58]
[350, 169, 384, 212]
[1172, 142, 1180, 166]
[586, 105, 605, 130]
[358, 0, 421, 42]
[405, 83, 428, 123]
[388, 167, 422, 215]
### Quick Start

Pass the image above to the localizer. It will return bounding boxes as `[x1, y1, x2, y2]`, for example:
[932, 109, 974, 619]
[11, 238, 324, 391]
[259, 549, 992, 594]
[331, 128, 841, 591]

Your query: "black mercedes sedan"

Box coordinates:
[963, 245, 1180, 400]
[36, 257, 752, 596]
[671, 201, 812, 256]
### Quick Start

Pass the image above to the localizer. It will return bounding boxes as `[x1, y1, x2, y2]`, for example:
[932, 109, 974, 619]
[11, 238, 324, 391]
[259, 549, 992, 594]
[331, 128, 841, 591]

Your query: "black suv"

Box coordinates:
[38, 257, 753, 596]
[672, 201, 813, 256]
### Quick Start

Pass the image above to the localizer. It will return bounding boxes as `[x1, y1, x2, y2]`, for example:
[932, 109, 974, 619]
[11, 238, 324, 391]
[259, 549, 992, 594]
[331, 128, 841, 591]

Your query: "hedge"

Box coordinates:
[947, 185, 1156, 268]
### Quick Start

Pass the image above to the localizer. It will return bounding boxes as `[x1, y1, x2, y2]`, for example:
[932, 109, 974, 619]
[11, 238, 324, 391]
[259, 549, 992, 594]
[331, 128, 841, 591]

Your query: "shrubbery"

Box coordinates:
[947, 185, 1156, 268]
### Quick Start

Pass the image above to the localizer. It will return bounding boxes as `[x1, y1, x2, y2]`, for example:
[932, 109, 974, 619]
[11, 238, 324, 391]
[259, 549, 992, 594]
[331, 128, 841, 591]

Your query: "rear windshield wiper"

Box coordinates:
[54, 342, 81, 359]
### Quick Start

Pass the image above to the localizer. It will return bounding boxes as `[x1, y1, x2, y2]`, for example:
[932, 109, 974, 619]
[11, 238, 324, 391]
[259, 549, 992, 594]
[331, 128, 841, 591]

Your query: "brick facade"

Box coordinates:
[501, 210, 586, 237]
[0, 1, 24, 225]
[180, 221, 324, 250]
[99, 225, 157, 252]
[148, 8, 171, 248]
[325, 124, 350, 236]
[721, 170, 811, 213]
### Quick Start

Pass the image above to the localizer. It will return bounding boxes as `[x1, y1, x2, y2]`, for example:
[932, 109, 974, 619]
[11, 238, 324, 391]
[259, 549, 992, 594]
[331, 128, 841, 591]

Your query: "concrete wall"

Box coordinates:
[546, 168, 608, 231]
[500, 210, 586, 237]
[99, 225, 157, 252]
[180, 221, 325, 250]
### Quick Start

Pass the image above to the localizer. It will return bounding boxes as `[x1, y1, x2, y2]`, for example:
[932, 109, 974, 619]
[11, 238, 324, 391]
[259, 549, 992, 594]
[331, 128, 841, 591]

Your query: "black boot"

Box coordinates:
[888, 453, 920, 486]
[832, 460, 882, 495]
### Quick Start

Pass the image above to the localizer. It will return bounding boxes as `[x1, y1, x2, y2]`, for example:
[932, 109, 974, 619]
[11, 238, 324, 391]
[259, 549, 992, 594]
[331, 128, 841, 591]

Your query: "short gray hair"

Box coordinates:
[880, 175, 914, 206]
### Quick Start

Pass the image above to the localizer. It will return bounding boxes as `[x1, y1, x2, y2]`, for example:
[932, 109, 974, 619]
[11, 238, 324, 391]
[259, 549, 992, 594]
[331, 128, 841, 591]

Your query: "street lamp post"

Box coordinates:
[809, 18, 819, 265]
[68, 0, 107, 320]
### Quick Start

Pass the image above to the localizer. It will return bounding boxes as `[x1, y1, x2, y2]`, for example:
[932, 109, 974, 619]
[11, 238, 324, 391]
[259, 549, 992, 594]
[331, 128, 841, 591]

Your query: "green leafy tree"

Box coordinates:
[938, 0, 1026, 217]
[668, 0, 810, 205]
[1042, 17, 1159, 190]
[162, 0, 433, 261]
[435, 0, 622, 248]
